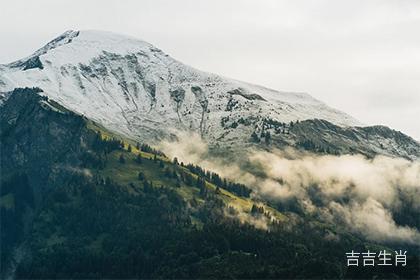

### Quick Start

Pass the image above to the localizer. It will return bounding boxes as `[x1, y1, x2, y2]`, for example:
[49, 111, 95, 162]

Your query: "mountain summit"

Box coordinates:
[1, 30, 418, 159]
[0, 31, 357, 129]
[2, 30, 419, 280]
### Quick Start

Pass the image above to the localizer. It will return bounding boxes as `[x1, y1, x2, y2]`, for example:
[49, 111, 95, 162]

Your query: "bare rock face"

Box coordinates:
[1, 30, 419, 160]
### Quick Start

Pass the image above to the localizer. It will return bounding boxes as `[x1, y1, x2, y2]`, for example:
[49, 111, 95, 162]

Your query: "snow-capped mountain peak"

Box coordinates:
[1, 30, 363, 148]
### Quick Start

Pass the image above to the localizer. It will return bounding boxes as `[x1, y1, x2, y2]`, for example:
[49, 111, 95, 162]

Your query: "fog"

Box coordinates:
[158, 132, 420, 244]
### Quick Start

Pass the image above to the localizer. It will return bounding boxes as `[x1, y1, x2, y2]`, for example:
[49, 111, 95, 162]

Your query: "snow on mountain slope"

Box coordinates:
[1, 30, 362, 148]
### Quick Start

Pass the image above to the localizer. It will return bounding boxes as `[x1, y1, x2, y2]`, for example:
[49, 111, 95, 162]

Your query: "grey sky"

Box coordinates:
[1, 0, 419, 140]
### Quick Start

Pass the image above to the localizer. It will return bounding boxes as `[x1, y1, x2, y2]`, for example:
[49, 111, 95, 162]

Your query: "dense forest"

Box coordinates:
[1, 90, 419, 279]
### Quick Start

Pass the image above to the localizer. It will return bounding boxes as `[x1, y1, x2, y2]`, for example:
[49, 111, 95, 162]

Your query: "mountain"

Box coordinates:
[1, 31, 419, 279]
[2, 89, 418, 279]
[2, 30, 418, 160]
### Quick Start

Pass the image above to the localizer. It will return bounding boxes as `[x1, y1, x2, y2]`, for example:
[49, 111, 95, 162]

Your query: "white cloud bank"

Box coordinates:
[158, 132, 420, 244]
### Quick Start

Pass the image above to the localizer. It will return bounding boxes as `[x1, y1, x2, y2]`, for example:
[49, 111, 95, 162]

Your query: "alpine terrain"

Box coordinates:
[1, 30, 418, 159]
[1, 30, 419, 279]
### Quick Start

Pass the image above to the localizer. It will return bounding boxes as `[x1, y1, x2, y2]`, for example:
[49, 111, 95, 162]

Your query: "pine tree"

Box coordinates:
[251, 131, 260, 143]
[135, 153, 142, 164]
[143, 180, 151, 192]
[264, 131, 271, 144]
[173, 157, 179, 165]
[199, 184, 207, 197]
[251, 204, 264, 215]
[184, 173, 193, 186]
[138, 172, 145, 181]
[164, 167, 171, 177]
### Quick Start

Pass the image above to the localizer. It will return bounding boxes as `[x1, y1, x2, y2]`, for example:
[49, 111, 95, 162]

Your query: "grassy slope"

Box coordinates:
[85, 123, 397, 259]
[86, 120, 287, 225]
[4, 92, 417, 279]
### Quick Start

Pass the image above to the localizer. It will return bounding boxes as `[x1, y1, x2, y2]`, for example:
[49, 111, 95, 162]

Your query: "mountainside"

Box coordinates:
[2, 30, 418, 160]
[275, 119, 420, 160]
[2, 89, 418, 279]
[0, 31, 366, 146]
[1, 31, 419, 279]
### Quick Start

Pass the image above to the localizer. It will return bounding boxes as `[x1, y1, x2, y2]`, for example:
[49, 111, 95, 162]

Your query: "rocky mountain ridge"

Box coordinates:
[0, 30, 418, 160]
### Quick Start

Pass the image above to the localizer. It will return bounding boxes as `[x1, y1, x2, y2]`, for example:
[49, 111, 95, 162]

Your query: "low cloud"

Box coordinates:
[224, 205, 271, 231]
[327, 198, 420, 244]
[158, 132, 420, 244]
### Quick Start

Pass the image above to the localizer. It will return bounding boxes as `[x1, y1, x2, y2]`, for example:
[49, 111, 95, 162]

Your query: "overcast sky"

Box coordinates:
[1, 0, 419, 140]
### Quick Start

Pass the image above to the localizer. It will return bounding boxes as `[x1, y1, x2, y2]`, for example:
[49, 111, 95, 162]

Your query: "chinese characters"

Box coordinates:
[346, 250, 406, 267]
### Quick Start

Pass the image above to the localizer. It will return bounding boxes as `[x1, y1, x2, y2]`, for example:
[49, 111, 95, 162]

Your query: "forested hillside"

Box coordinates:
[1, 89, 418, 279]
